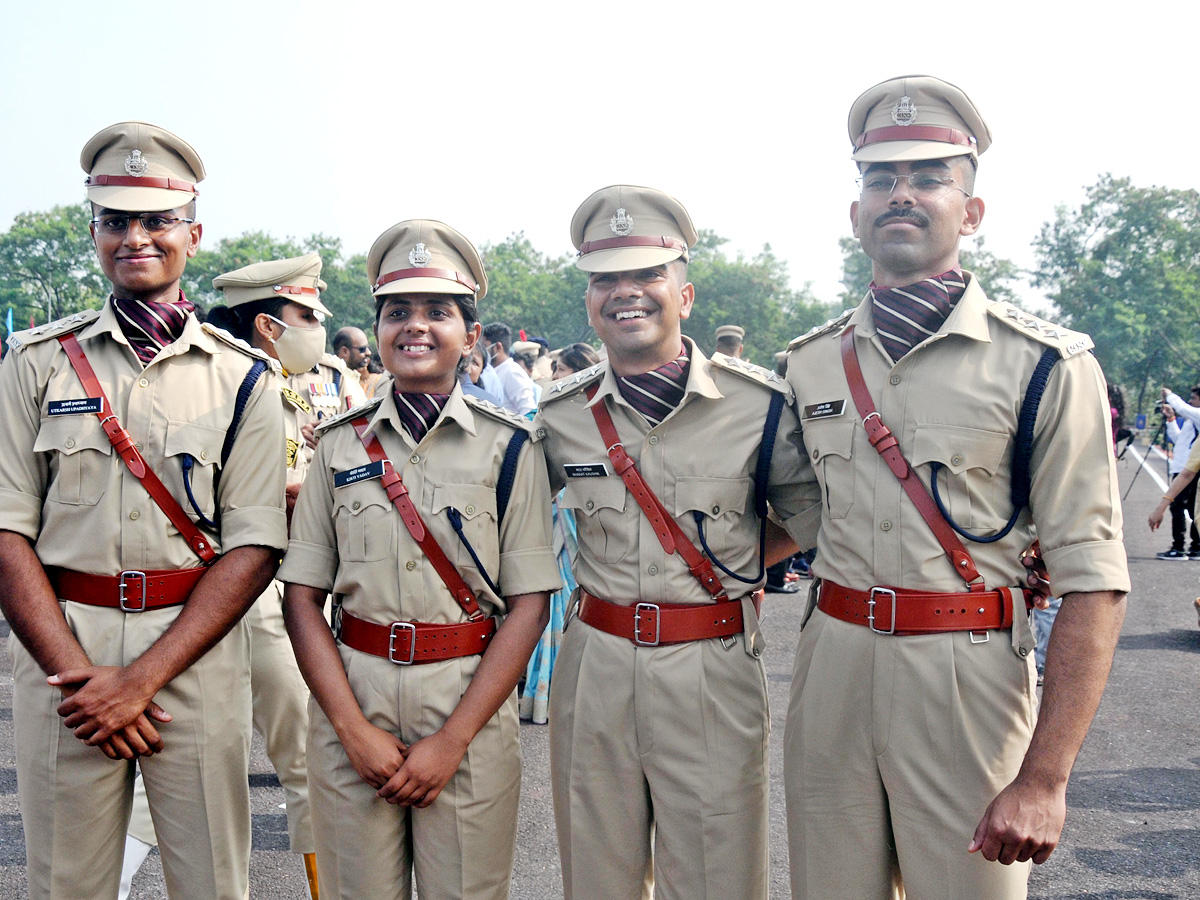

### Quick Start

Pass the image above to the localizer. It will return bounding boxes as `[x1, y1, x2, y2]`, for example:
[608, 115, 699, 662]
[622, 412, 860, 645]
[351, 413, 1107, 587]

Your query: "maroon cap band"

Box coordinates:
[272, 285, 320, 297]
[855, 125, 976, 151]
[85, 174, 200, 195]
[374, 267, 478, 294]
[577, 235, 688, 257]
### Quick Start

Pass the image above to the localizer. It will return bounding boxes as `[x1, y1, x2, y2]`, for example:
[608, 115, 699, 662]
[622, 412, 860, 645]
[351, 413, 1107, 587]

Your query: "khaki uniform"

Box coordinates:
[279, 382, 560, 900]
[782, 277, 1131, 899]
[0, 304, 287, 900]
[535, 338, 819, 900]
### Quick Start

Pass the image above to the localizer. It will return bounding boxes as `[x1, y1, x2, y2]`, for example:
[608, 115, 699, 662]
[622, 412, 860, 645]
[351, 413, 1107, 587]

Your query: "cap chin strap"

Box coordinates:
[86, 174, 199, 195]
[855, 125, 976, 151]
[577, 235, 688, 257]
[374, 267, 478, 296]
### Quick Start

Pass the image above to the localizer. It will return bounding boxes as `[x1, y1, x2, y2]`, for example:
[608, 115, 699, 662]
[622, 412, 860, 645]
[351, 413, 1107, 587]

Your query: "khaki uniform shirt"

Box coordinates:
[785, 275, 1130, 596]
[279, 381, 560, 623]
[534, 337, 821, 606]
[282, 354, 365, 487]
[0, 303, 288, 571]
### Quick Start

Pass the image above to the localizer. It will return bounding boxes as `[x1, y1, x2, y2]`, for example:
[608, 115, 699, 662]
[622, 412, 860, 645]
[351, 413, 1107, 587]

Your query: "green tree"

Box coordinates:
[1032, 175, 1200, 414]
[480, 233, 591, 346]
[0, 202, 107, 333]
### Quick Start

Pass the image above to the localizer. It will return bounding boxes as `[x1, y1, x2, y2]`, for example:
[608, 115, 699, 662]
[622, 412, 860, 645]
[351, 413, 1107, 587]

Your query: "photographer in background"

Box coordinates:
[1157, 385, 1200, 560]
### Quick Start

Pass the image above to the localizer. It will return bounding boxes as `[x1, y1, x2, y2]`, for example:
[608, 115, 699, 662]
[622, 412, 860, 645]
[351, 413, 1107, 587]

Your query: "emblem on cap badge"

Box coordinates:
[409, 243, 432, 267]
[610, 208, 634, 236]
[124, 149, 149, 177]
[891, 96, 918, 126]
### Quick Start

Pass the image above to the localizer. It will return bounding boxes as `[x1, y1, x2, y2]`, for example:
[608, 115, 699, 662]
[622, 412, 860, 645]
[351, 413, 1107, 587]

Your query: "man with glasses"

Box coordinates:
[0, 121, 287, 900]
[782, 77, 1129, 899]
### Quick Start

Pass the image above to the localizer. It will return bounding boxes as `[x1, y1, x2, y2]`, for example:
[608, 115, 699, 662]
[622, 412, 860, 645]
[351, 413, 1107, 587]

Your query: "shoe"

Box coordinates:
[1157, 549, 1188, 560]
[765, 580, 802, 594]
[1189, 549, 1200, 560]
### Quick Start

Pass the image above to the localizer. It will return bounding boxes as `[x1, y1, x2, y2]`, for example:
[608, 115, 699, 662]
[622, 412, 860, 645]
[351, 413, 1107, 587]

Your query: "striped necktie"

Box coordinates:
[870, 268, 966, 363]
[111, 292, 194, 365]
[394, 391, 450, 443]
[616, 345, 689, 427]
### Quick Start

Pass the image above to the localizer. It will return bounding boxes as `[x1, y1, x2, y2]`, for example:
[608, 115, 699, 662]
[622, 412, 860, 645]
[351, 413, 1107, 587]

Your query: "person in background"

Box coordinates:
[715, 324, 745, 358]
[462, 342, 505, 406]
[511, 339, 544, 408]
[1149, 435, 1200, 628]
[481, 322, 538, 416]
[333, 326, 372, 394]
[1157, 384, 1200, 559]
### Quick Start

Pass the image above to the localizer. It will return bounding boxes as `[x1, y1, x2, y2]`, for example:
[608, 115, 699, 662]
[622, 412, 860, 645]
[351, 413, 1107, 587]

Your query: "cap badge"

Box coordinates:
[409, 243, 432, 267]
[891, 96, 918, 126]
[610, 208, 634, 236]
[124, 149, 149, 177]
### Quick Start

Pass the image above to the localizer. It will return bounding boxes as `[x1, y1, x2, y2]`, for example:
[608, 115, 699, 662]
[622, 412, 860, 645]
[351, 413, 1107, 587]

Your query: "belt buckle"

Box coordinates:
[388, 622, 417, 665]
[867, 587, 896, 635]
[118, 571, 148, 612]
[633, 602, 661, 646]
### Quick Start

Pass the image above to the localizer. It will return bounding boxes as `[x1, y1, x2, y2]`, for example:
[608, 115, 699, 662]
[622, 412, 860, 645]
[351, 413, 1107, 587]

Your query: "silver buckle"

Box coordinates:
[118, 571, 148, 612]
[633, 602, 661, 646]
[970, 631, 990, 644]
[867, 587, 897, 635]
[388, 622, 417, 665]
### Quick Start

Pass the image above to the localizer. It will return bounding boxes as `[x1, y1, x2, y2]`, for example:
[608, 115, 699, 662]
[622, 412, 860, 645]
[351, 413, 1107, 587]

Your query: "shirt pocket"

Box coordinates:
[561, 476, 631, 564]
[163, 421, 226, 523]
[332, 483, 395, 563]
[432, 483, 499, 574]
[673, 476, 751, 564]
[911, 424, 1010, 531]
[803, 419, 856, 519]
[34, 416, 113, 506]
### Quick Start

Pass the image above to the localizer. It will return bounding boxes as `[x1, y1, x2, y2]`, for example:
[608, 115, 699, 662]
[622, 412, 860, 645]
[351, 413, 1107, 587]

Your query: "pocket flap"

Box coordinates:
[673, 476, 750, 519]
[561, 476, 627, 515]
[432, 483, 497, 521]
[804, 419, 855, 462]
[34, 416, 113, 456]
[164, 420, 225, 467]
[910, 424, 1009, 475]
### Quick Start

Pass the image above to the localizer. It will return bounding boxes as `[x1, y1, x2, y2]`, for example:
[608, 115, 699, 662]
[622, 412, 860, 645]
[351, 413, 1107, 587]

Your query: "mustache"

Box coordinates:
[875, 208, 930, 228]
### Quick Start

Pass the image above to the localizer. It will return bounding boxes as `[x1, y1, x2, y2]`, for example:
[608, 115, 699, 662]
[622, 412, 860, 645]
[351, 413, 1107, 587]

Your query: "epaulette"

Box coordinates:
[319, 352, 350, 375]
[786, 309, 854, 352]
[541, 362, 605, 402]
[315, 396, 384, 435]
[463, 393, 536, 434]
[201, 323, 283, 374]
[6, 309, 100, 352]
[988, 302, 1094, 359]
[709, 352, 792, 396]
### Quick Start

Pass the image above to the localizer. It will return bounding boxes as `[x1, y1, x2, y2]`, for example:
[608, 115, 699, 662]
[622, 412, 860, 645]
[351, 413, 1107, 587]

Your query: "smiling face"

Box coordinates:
[374, 293, 480, 394]
[850, 158, 984, 287]
[585, 262, 694, 376]
[90, 205, 202, 303]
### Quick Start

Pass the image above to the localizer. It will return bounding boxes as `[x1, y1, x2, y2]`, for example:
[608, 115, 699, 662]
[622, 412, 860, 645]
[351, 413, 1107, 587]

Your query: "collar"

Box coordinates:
[78, 296, 211, 357]
[853, 272, 992, 346]
[362, 379, 479, 443]
[587, 335, 723, 411]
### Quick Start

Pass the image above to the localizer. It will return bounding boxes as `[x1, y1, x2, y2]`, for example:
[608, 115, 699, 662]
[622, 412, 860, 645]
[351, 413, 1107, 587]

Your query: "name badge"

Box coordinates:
[334, 460, 386, 488]
[564, 463, 608, 478]
[48, 397, 104, 416]
[802, 399, 846, 421]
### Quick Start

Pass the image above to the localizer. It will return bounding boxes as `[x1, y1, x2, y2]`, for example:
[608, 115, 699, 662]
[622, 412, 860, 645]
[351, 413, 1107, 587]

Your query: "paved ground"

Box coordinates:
[0, 441, 1196, 898]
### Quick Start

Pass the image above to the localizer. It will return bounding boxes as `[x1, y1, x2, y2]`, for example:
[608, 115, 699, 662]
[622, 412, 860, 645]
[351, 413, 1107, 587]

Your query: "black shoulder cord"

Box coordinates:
[693, 391, 786, 584]
[929, 348, 1059, 544]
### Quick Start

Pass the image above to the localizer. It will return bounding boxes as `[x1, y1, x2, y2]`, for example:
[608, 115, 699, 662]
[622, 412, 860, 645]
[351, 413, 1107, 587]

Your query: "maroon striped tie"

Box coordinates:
[111, 292, 195, 365]
[394, 391, 450, 443]
[870, 269, 966, 362]
[616, 345, 689, 427]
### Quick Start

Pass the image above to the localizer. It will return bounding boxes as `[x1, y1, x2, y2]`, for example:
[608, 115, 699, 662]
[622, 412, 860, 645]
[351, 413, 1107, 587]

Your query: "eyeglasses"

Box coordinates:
[91, 213, 195, 236]
[352, 345, 370, 353]
[855, 172, 971, 198]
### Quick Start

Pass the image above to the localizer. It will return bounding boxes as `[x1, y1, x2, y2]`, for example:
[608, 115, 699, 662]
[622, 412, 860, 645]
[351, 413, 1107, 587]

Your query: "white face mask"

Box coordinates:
[267, 315, 327, 374]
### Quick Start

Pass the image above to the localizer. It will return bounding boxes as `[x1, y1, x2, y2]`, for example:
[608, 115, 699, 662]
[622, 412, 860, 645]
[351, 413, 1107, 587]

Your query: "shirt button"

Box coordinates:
[951, 454, 963, 466]
[465, 504, 476, 515]
[65, 438, 75, 449]
[409, 454, 420, 464]
[889, 374, 901, 385]
[880, 520, 892, 531]
[406, 560, 417, 571]
[1019, 647, 1029, 657]
[711, 505, 721, 514]
[648, 565, 659, 575]
[812, 449, 819, 460]
[129, 509, 140, 520]
[138, 378, 149, 388]
[200, 450, 209, 460]
[648, 436, 659, 445]
[135, 443, 142, 452]
[585, 500, 595, 510]
[536, 428, 547, 439]
[352, 500, 361, 510]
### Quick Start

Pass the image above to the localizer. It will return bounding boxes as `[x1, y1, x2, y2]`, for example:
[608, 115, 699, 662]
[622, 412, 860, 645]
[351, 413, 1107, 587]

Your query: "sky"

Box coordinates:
[3, 1, 1195, 316]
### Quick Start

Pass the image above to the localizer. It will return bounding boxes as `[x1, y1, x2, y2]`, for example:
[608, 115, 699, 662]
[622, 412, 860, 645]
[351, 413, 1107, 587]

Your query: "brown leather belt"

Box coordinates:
[818, 580, 1027, 636]
[46, 566, 208, 611]
[338, 610, 496, 665]
[576, 589, 744, 646]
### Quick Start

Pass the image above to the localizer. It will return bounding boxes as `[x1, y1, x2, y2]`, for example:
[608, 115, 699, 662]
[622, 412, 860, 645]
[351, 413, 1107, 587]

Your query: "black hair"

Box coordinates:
[558, 342, 600, 373]
[206, 297, 289, 344]
[374, 293, 479, 329]
[482, 322, 512, 350]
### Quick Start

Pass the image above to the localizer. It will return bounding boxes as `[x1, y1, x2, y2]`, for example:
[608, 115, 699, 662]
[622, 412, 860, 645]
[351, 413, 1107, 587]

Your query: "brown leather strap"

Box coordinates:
[576, 235, 688, 257]
[339, 610, 495, 664]
[818, 580, 1024, 635]
[585, 386, 727, 600]
[56, 334, 217, 563]
[855, 125, 976, 152]
[373, 267, 478, 295]
[577, 589, 744, 646]
[351, 418, 485, 620]
[272, 285, 320, 297]
[85, 174, 199, 195]
[46, 566, 208, 611]
[839, 326, 982, 589]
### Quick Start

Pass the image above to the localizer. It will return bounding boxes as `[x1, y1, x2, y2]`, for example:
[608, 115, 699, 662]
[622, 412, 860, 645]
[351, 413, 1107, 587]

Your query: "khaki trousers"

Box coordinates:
[784, 608, 1037, 900]
[12, 604, 252, 900]
[549, 620, 770, 900]
[308, 645, 521, 900]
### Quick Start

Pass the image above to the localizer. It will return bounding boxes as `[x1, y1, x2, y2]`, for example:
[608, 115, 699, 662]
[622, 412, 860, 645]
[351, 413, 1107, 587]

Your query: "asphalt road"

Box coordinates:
[0, 441, 1196, 898]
